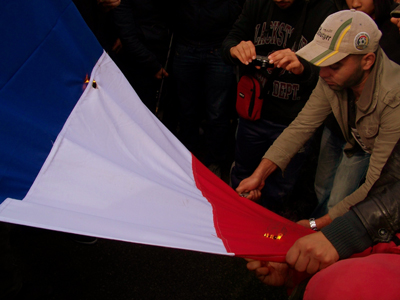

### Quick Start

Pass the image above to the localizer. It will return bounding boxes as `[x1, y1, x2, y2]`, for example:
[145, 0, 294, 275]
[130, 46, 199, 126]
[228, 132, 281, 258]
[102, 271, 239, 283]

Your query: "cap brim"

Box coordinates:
[296, 41, 349, 67]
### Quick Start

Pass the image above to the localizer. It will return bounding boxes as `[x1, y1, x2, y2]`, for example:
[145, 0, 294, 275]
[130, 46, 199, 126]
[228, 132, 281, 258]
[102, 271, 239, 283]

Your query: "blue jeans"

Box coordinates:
[312, 126, 370, 218]
[172, 43, 235, 165]
[231, 118, 313, 211]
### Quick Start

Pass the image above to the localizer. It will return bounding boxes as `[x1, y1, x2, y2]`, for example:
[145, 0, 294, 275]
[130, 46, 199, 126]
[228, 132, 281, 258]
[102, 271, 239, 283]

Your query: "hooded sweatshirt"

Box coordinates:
[222, 0, 336, 125]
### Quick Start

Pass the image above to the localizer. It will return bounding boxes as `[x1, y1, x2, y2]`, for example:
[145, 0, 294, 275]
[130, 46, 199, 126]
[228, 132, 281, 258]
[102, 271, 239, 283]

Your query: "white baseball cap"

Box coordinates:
[296, 9, 382, 67]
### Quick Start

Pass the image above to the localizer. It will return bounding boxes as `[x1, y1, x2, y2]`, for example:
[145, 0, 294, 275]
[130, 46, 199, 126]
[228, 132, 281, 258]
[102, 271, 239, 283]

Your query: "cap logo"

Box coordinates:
[310, 18, 353, 66]
[354, 32, 369, 50]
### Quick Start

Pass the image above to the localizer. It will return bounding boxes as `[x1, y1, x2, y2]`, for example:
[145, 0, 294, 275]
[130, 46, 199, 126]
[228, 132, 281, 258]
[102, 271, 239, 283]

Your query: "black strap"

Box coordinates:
[248, 77, 257, 117]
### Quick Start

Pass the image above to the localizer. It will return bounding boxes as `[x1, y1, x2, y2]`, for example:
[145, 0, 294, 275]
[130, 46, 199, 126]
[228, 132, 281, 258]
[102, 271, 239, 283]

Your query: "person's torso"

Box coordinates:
[245, 0, 336, 123]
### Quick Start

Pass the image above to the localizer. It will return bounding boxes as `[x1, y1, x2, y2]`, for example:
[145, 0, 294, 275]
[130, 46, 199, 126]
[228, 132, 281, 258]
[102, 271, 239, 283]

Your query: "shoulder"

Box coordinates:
[378, 52, 400, 108]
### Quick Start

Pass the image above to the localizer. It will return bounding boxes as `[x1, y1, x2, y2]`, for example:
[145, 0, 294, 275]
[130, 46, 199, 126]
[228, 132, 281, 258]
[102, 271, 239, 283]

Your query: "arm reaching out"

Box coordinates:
[236, 158, 278, 201]
[245, 232, 338, 288]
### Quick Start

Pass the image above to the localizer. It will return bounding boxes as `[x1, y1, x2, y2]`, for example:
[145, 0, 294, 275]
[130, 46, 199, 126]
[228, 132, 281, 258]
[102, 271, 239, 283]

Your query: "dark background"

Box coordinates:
[10, 224, 288, 300]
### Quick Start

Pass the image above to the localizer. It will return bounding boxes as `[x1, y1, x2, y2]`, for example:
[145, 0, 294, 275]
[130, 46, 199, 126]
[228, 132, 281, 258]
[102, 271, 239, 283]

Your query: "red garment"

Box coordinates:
[304, 236, 400, 300]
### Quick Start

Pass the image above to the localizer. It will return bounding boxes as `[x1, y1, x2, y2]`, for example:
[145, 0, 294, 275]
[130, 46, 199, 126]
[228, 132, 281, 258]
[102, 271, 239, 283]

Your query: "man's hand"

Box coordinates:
[391, 17, 400, 34]
[268, 49, 304, 75]
[111, 38, 123, 53]
[97, 0, 121, 11]
[235, 158, 278, 201]
[236, 176, 264, 201]
[286, 232, 339, 274]
[154, 68, 169, 80]
[246, 259, 291, 286]
[230, 41, 257, 65]
[297, 214, 332, 230]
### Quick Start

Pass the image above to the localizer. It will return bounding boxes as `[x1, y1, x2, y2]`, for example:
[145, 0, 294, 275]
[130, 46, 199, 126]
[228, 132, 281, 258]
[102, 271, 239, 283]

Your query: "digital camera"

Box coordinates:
[253, 55, 274, 68]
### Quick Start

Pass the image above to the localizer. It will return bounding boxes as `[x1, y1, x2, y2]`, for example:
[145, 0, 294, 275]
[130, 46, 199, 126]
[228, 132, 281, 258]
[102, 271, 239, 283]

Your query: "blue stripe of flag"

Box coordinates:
[0, 0, 103, 202]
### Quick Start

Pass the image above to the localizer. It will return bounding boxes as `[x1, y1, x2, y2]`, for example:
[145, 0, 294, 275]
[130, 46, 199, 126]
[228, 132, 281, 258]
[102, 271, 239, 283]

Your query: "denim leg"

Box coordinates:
[327, 150, 370, 209]
[172, 44, 203, 152]
[313, 126, 344, 217]
[203, 48, 235, 165]
[312, 126, 370, 217]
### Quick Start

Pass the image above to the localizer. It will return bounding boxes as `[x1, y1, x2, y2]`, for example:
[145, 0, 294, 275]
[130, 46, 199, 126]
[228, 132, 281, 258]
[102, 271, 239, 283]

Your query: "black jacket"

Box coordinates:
[169, 0, 241, 48]
[322, 138, 400, 259]
[221, 0, 337, 124]
[113, 0, 170, 76]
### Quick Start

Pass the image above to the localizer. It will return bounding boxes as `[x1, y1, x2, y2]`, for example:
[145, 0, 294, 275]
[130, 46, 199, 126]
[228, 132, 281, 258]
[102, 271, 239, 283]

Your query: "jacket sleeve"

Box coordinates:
[112, 0, 162, 76]
[321, 210, 373, 259]
[322, 138, 400, 258]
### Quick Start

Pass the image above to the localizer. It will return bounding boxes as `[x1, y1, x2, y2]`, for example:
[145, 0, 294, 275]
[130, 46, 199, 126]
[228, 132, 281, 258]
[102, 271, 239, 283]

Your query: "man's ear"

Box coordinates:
[362, 53, 376, 70]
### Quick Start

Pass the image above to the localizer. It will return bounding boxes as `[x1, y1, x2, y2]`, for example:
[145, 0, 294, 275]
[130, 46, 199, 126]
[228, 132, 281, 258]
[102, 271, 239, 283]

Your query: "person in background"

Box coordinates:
[113, 0, 171, 113]
[170, 0, 242, 178]
[74, 0, 122, 60]
[221, 0, 336, 212]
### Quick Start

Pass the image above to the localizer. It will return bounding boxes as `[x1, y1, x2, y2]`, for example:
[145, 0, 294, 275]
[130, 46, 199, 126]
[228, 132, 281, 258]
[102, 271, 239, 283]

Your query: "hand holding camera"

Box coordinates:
[267, 49, 305, 75]
[252, 55, 275, 69]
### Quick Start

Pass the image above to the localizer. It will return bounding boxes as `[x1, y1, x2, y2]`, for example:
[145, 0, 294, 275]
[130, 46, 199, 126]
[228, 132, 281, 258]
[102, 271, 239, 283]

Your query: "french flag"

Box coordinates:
[0, 0, 312, 262]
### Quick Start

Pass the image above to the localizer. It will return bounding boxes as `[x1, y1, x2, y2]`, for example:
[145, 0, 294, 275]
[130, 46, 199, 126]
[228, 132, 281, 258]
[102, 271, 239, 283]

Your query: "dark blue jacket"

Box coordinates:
[113, 0, 170, 76]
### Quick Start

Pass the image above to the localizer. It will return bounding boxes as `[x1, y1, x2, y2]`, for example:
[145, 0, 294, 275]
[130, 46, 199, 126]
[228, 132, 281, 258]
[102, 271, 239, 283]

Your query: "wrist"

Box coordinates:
[229, 46, 237, 58]
[256, 158, 277, 181]
[315, 214, 332, 230]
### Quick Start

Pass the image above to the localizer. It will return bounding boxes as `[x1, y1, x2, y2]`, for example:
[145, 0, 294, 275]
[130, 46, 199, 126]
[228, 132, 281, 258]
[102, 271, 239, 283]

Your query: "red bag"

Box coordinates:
[236, 75, 263, 121]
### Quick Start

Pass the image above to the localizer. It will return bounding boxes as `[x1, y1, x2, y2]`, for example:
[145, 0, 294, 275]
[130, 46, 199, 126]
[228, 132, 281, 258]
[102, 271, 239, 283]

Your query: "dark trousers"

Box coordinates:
[173, 43, 235, 165]
[231, 118, 313, 212]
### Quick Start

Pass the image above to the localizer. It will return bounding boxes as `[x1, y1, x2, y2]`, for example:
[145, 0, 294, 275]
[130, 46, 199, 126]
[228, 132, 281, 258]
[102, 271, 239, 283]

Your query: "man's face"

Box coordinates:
[319, 55, 365, 91]
[273, 0, 295, 10]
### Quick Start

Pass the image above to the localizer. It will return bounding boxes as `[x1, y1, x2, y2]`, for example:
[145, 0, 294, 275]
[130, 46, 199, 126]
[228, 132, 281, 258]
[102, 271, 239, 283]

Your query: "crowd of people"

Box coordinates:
[2, 0, 400, 299]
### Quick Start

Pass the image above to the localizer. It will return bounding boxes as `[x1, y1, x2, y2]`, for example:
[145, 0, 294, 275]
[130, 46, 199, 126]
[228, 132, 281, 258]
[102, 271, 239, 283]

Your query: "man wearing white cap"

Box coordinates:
[243, 10, 400, 299]
[236, 9, 400, 230]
